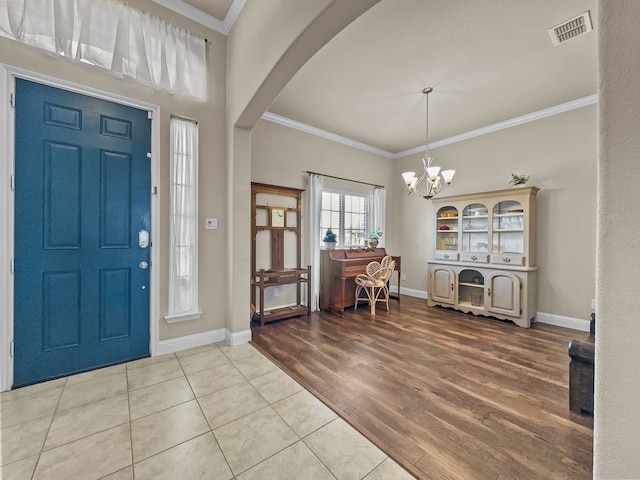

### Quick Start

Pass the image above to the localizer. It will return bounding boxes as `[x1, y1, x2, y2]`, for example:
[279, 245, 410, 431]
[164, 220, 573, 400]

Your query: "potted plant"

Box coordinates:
[509, 173, 530, 187]
[368, 228, 383, 248]
[323, 229, 337, 249]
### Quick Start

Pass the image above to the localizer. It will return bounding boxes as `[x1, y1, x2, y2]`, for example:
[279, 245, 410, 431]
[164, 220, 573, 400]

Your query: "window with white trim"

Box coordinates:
[166, 117, 201, 323]
[321, 190, 373, 247]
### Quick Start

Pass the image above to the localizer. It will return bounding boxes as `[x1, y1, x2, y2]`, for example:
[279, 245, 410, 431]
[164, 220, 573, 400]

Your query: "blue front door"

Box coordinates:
[13, 79, 151, 387]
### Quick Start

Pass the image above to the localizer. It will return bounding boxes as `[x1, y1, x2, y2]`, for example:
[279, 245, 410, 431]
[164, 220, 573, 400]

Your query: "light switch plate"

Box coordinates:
[205, 218, 217, 230]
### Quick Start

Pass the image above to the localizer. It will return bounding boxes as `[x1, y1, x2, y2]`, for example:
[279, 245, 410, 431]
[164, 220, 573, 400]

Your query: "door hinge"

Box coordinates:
[10, 258, 14, 273]
[151, 185, 157, 195]
[146, 152, 151, 158]
[147, 111, 153, 119]
[10, 175, 15, 190]
[10, 92, 15, 108]
[10, 341, 14, 357]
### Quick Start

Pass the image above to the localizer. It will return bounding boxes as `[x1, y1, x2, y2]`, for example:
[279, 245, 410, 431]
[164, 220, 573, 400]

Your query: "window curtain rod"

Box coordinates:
[305, 171, 385, 189]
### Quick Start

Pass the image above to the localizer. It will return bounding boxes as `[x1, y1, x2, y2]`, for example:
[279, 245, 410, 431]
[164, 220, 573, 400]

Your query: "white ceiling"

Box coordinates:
[165, 0, 598, 157]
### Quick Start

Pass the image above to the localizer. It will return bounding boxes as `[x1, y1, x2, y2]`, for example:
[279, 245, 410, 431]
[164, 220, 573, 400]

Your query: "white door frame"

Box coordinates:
[0, 65, 160, 392]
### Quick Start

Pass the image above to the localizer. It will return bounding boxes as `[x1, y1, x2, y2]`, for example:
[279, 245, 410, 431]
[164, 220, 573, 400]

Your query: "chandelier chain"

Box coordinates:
[425, 90, 430, 163]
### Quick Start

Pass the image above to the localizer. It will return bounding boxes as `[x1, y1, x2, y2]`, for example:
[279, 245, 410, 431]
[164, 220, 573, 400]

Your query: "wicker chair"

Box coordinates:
[354, 260, 395, 315]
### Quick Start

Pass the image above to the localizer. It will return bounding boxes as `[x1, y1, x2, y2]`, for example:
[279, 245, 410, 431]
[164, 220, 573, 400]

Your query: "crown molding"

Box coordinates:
[394, 94, 598, 158]
[153, 0, 245, 35]
[224, 0, 246, 33]
[261, 112, 396, 159]
[263, 94, 598, 160]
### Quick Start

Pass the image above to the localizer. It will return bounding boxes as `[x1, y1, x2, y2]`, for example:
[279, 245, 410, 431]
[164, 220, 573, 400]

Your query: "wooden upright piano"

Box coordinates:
[320, 248, 401, 317]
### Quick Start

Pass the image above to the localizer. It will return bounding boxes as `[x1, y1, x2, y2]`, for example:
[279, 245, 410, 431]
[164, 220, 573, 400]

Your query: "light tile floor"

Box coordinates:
[0, 342, 415, 479]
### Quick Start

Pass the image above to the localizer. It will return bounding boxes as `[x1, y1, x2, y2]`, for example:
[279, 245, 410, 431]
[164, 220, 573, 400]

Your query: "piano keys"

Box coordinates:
[319, 248, 401, 317]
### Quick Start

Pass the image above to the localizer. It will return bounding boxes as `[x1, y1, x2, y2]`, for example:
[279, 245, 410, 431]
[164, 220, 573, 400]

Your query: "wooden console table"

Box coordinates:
[254, 267, 311, 326]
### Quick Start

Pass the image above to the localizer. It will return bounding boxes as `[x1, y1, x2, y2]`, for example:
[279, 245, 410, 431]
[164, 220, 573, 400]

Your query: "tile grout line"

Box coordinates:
[213, 344, 306, 477]
[179, 344, 237, 478]
[30, 376, 68, 480]
[7, 342, 402, 480]
[226, 344, 344, 478]
[212, 344, 275, 477]
[269, 406, 340, 480]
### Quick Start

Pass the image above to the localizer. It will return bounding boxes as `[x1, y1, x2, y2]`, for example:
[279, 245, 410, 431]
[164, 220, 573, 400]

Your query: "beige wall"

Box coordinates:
[1, 0, 228, 341]
[594, 1, 640, 477]
[252, 119, 393, 195]
[227, 0, 331, 127]
[251, 118, 394, 263]
[253, 106, 597, 322]
[393, 105, 597, 321]
[227, 0, 381, 128]
[225, 0, 382, 334]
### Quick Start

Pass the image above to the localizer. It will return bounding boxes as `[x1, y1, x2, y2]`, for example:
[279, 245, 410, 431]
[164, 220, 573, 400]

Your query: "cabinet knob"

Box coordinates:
[444, 254, 449, 258]
[502, 257, 511, 263]
[487, 288, 491, 297]
[471, 255, 477, 260]
[451, 283, 454, 291]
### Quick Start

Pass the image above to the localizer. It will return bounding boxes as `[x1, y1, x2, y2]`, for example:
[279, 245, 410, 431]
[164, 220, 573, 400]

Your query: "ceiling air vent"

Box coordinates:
[548, 11, 593, 46]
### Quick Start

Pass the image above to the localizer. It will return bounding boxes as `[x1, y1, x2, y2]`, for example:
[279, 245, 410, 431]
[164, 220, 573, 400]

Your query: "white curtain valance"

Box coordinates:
[0, 0, 207, 100]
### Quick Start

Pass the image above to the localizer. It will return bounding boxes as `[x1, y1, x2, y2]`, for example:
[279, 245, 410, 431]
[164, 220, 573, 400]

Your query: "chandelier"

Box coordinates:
[402, 87, 455, 199]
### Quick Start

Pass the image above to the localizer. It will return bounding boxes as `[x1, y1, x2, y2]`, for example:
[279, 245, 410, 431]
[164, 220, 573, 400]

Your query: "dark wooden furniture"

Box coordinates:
[319, 248, 400, 316]
[569, 313, 596, 415]
[251, 182, 310, 326]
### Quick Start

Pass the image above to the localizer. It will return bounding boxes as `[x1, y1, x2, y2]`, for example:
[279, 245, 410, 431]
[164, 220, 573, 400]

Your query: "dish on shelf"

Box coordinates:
[468, 209, 487, 216]
[507, 209, 524, 213]
[439, 212, 457, 218]
[439, 225, 450, 230]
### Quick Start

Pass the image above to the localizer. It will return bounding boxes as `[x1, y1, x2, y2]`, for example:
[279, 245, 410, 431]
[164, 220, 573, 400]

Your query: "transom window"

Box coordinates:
[321, 190, 372, 247]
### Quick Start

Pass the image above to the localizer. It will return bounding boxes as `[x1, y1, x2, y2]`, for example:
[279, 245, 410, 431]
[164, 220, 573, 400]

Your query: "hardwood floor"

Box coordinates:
[250, 295, 593, 480]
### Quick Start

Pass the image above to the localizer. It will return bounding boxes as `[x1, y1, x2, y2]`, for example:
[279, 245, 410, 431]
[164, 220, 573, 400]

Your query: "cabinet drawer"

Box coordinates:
[434, 251, 459, 261]
[490, 254, 525, 266]
[460, 253, 489, 263]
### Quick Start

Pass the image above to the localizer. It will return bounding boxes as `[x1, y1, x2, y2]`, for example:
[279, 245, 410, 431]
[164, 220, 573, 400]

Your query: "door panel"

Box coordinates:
[487, 271, 521, 317]
[13, 78, 151, 387]
[43, 271, 81, 350]
[430, 266, 455, 304]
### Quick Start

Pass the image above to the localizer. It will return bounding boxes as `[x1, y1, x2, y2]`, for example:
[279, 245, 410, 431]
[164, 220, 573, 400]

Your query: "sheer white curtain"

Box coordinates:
[166, 117, 201, 323]
[306, 174, 323, 311]
[0, 0, 206, 99]
[373, 187, 386, 248]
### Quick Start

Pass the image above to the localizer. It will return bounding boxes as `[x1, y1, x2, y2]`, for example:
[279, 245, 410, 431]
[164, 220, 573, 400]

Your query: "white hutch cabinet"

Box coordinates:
[427, 187, 538, 327]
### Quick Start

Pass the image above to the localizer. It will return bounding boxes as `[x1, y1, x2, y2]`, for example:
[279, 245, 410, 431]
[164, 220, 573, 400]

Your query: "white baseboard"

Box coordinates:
[534, 312, 591, 332]
[225, 328, 252, 346]
[156, 328, 252, 356]
[389, 288, 589, 332]
[390, 286, 428, 299]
